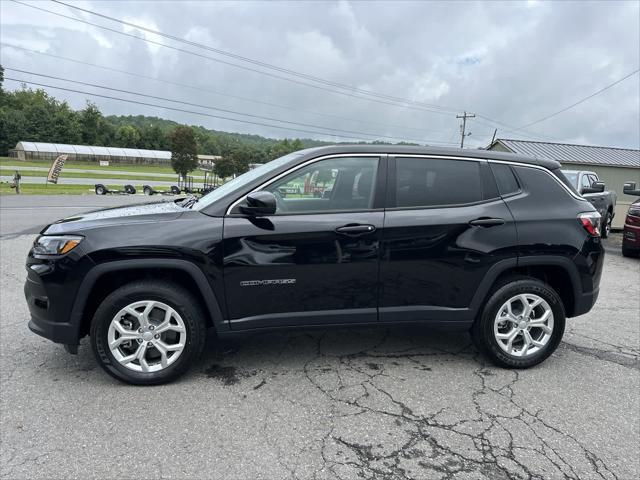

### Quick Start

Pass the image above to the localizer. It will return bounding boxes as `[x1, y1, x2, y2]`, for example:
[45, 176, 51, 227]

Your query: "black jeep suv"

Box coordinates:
[25, 146, 604, 385]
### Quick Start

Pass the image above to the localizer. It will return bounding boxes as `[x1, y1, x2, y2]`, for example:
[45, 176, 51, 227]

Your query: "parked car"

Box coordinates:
[25, 146, 604, 385]
[622, 182, 640, 258]
[561, 170, 617, 237]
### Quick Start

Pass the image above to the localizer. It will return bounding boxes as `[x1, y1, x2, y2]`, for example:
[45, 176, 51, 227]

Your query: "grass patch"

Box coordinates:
[0, 168, 185, 183]
[0, 183, 122, 195]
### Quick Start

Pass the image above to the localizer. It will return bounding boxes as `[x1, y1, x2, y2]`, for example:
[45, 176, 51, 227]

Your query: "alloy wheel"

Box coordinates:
[493, 294, 554, 357]
[107, 300, 186, 373]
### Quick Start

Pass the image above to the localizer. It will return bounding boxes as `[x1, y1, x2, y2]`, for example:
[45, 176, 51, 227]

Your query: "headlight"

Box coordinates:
[628, 207, 640, 218]
[33, 235, 83, 255]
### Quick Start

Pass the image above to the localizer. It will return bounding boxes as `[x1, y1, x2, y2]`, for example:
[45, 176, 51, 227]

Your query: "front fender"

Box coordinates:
[69, 259, 228, 340]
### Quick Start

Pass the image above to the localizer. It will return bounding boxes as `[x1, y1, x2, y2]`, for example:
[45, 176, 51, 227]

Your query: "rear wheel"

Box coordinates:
[471, 278, 565, 368]
[95, 184, 106, 195]
[143, 185, 153, 196]
[90, 281, 206, 385]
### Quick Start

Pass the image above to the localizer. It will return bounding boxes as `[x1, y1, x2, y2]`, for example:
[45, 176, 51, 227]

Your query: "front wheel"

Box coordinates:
[471, 278, 565, 368]
[90, 281, 207, 385]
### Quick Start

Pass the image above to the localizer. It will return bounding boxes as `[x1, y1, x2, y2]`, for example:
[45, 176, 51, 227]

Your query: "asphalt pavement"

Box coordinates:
[0, 196, 638, 479]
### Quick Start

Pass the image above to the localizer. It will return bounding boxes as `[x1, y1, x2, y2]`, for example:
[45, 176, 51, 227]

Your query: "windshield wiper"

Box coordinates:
[181, 195, 199, 209]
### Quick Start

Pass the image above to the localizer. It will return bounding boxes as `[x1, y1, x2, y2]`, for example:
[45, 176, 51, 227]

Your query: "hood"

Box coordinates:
[43, 200, 185, 235]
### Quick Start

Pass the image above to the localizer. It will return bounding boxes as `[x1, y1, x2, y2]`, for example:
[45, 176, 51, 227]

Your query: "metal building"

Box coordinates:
[11, 142, 171, 165]
[488, 139, 640, 229]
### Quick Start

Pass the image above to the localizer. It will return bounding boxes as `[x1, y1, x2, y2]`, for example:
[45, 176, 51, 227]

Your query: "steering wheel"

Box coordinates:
[272, 189, 289, 212]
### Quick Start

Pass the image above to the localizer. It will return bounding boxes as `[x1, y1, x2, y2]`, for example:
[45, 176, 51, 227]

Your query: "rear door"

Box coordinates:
[378, 156, 517, 325]
[222, 155, 386, 330]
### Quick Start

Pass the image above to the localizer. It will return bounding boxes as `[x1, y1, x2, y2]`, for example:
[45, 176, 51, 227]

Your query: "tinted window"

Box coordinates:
[561, 170, 579, 189]
[265, 157, 379, 214]
[491, 163, 520, 195]
[395, 158, 482, 207]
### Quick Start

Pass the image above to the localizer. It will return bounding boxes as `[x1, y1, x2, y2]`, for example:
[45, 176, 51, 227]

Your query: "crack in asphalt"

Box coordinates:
[290, 332, 623, 480]
[560, 342, 639, 370]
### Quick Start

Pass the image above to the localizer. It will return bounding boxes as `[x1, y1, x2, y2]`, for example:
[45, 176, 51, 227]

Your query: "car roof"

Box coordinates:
[296, 145, 562, 169]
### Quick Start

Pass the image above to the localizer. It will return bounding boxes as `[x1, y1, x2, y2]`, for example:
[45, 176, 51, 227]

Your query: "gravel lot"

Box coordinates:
[0, 197, 638, 479]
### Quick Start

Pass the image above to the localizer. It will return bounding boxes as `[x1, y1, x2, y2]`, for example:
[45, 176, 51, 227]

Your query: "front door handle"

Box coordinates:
[335, 224, 376, 235]
[469, 218, 505, 227]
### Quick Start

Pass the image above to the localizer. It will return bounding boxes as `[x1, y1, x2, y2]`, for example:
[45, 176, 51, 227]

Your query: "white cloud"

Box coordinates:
[0, 0, 638, 148]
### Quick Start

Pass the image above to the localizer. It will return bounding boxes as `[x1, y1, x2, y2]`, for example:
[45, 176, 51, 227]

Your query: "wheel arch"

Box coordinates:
[470, 257, 581, 319]
[71, 259, 227, 340]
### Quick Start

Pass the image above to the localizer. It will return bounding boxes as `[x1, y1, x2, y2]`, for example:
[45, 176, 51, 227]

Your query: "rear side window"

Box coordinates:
[490, 163, 520, 196]
[395, 158, 482, 208]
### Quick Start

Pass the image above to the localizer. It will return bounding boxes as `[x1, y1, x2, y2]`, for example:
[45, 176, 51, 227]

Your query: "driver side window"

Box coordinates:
[264, 156, 379, 214]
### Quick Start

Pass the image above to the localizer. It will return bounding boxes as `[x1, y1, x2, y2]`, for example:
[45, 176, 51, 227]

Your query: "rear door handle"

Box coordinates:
[335, 224, 376, 235]
[469, 218, 505, 227]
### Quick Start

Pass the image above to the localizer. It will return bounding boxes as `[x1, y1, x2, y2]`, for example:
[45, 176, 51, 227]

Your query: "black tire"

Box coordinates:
[471, 277, 565, 368]
[90, 280, 207, 385]
[143, 185, 153, 196]
[95, 184, 107, 195]
[171, 185, 180, 195]
[124, 184, 136, 195]
[600, 211, 611, 239]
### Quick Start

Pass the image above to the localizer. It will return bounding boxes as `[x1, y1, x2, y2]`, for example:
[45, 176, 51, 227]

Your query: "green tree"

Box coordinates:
[139, 125, 168, 150]
[115, 125, 141, 148]
[213, 155, 236, 179]
[0, 108, 26, 155]
[170, 126, 198, 178]
[80, 102, 102, 145]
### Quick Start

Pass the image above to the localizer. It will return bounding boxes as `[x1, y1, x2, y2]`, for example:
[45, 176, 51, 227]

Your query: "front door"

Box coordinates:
[222, 155, 385, 330]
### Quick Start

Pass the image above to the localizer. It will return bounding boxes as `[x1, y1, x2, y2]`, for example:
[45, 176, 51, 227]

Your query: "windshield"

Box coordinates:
[561, 170, 579, 189]
[193, 152, 303, 210]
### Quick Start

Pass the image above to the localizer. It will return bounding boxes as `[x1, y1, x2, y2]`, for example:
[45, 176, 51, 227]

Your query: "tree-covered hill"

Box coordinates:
[0, 75, 411, 175]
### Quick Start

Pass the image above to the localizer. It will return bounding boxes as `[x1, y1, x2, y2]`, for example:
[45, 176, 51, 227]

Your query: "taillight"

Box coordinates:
[578, 212, 601, 236]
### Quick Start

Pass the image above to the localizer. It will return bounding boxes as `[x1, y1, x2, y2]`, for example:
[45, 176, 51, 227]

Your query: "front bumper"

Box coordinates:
[622, 223, 640, 249]
[24, 267, 81, 346]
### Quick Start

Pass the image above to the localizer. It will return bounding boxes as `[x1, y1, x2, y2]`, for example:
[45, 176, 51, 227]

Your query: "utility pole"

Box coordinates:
[456, 111, 475, 148]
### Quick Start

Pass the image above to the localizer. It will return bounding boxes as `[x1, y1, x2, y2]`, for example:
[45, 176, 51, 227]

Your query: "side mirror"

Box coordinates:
[240, 191, 276, 216]
[582, 181, 605, 194]
[623, 182, 640, 196]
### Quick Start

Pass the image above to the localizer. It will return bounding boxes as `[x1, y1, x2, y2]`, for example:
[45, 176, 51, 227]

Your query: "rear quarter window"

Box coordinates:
[490, 163, 520, 196]
[513, 166, 577, 203]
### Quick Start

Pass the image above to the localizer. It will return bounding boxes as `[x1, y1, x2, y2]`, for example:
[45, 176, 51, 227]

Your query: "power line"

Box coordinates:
[9, 0, 455, 117]
[52, 0, 459, 113]
[2, 77, 381, 142]
[49, 0, 560, 139]
[8, 0, 554, 142]
[516, 68, 640, 130]
[0, 43, 453, 137]
[5, 67, 457, 145]
[4, 76, 459, 145]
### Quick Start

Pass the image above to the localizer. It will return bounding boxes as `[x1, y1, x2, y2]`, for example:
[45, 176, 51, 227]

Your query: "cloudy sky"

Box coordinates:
[1, 0, 639, 149]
